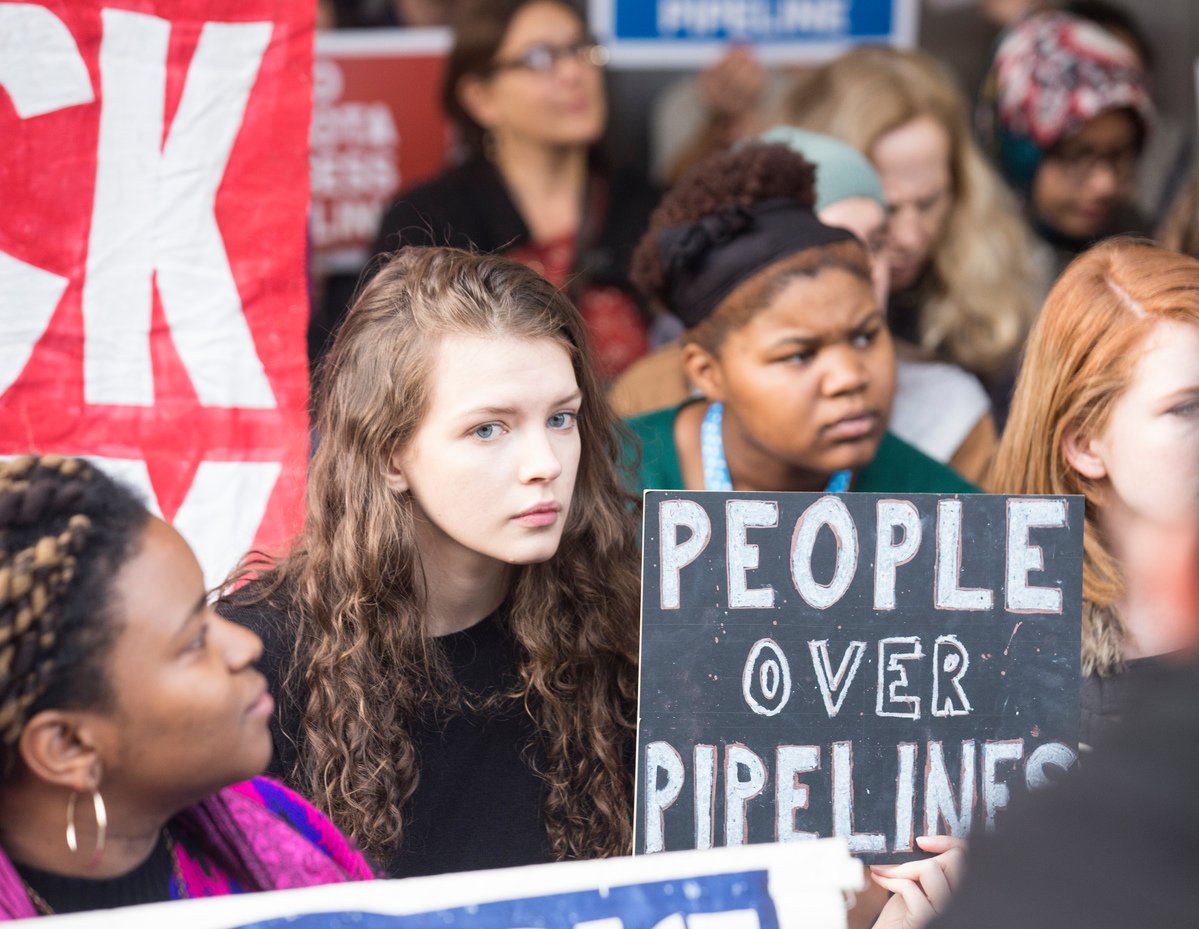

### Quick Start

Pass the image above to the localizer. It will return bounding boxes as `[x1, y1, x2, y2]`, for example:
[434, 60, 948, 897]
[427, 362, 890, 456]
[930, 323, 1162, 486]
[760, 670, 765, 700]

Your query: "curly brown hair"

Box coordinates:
[225, 247, 640, 863]
[630, 143, 870, 350]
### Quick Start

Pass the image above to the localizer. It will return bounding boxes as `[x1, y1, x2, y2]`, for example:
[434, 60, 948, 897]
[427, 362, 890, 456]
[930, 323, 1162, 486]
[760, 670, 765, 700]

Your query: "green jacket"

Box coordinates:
[622, 404, 977, 496]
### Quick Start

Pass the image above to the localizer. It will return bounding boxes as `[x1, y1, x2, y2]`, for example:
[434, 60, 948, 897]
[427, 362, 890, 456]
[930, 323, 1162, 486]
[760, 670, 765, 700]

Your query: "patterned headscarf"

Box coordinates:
[979, 11, 1153, 195]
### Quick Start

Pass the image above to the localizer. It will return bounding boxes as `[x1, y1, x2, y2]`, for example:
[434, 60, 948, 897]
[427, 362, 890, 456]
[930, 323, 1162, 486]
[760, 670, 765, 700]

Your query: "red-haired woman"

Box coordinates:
[989, 239, 1199, 748]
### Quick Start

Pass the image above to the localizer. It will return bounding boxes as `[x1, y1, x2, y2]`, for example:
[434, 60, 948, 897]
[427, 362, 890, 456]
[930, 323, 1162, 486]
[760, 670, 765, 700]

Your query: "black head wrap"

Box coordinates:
[655, 198, 856, 328]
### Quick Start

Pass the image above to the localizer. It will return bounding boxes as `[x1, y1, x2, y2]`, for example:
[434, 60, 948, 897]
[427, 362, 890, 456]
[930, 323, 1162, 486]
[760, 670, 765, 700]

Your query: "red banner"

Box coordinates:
[310, 28, 451, 273]
[0, 0, 313, 587]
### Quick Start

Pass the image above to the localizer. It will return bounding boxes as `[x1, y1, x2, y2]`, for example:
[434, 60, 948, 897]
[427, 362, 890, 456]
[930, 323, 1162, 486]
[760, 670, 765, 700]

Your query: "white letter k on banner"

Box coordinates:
[83, 9, 276, 408]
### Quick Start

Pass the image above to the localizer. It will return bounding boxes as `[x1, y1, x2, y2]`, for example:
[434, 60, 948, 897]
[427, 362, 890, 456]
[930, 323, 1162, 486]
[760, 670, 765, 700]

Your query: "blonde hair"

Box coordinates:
[989, 240, 1199, 674]
[779, 46, 1040, 379]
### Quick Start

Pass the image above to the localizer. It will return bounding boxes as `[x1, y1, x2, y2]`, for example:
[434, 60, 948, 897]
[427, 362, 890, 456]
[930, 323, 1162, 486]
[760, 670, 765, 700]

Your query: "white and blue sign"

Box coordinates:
[36, 841, 862, 929]
[239, 871, 776, 929]
[590, 0, 917, 67]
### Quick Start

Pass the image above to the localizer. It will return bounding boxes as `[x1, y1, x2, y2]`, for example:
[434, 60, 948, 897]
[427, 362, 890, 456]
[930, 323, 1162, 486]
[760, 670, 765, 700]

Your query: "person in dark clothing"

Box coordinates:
[989, 240, 1199, 748]
[929, 658, 1199, 929]
[220, 247, 641, 878]
[363, 0, 659, 381]
[227, 597, 550, 879]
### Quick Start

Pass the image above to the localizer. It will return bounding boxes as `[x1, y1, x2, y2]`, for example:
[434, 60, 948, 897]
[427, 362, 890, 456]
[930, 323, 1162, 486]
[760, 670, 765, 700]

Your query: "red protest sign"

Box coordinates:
[0, 0, 313, 587]
[310, 28, 452, 273]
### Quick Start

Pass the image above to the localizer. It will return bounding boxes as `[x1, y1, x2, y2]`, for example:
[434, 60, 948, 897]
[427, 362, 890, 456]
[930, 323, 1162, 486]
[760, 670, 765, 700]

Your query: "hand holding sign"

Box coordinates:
[869, 835, 966, 928]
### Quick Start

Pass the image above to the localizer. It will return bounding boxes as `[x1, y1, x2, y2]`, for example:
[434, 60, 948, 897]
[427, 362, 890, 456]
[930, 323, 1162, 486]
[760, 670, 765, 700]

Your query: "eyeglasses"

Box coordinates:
[1045, 145, 1139, 182]
[487, 40, 609, 76]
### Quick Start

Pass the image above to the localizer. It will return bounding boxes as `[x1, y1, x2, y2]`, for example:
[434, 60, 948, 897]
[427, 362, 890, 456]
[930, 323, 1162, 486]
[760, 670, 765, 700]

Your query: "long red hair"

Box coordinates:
[990, 239, 1199, 673]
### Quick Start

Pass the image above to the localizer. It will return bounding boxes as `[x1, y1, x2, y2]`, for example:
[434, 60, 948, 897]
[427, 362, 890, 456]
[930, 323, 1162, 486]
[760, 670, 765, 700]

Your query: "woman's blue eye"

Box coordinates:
[1169, 399, 1199, 416]
[473, 423, 501, 440]
[548, 411, 577, 429]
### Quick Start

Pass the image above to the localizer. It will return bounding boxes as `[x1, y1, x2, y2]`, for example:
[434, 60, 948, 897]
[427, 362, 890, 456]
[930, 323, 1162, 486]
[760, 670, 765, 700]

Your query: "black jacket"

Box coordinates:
[932, 661, 1199, 929]
[371, 156, 658, 295]
[311, 158, 658, 368]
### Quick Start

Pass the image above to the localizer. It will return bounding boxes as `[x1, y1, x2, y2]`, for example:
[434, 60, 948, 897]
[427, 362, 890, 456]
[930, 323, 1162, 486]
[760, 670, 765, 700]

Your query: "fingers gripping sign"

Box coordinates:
[868, 835, 966, 929]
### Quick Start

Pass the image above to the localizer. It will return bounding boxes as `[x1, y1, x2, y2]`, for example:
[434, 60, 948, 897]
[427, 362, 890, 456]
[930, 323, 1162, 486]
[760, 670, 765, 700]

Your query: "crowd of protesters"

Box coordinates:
[2, 0, 1197, 923]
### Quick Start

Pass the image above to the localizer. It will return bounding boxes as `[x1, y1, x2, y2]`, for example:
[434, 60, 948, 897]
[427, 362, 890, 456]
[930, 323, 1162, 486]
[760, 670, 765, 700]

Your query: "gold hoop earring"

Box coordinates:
[65, 789, 107, 864]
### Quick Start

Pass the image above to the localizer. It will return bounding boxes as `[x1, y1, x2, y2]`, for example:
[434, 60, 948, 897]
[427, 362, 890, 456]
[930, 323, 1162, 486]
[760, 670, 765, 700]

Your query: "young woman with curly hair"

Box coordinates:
[780, 47, 1042, 417]
[219, 246, 640, 877]
[989, 240, 1199, 749]
[623, 142, 975, 499]
[0, 456, 370, 919]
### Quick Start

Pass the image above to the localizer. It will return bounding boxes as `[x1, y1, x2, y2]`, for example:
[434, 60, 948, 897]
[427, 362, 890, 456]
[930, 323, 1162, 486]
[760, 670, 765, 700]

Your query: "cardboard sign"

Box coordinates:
[311, 28, 452, 274]
[636, 491, 1083, 862]
[589, 0, 918, 68]
[33, 841, 863, 929]
[0, 0, 312, 588]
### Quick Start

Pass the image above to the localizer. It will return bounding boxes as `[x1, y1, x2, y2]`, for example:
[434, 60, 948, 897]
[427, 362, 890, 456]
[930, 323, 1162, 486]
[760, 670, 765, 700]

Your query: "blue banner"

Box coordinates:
[237, 871, 778, 929]
[617, 0, 891, 42]
[32, 838, 862, 929]
[589, 0, 917, 67]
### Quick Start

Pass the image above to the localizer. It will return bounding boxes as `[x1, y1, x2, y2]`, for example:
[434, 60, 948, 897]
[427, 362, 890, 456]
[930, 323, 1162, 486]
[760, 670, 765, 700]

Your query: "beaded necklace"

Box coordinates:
[700, 401, 852, 493]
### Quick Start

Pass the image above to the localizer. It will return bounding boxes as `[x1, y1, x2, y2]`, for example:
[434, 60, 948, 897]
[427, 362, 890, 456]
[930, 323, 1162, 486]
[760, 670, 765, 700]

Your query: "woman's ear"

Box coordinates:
[682, 341, 726, 403]
[1062, 426, 1107, 481]
[457, 74, 498, 132]
[383, 450, 410, 493]
[17, 711, 103, 793]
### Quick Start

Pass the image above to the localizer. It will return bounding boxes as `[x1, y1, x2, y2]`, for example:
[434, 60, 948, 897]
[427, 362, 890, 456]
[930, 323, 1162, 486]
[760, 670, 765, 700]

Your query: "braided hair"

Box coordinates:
[0, 456, 149, 779]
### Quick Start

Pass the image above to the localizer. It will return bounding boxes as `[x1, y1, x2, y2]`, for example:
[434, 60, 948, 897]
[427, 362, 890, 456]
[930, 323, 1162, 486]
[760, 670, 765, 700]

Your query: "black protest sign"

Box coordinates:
[635, 491, 1083, 862]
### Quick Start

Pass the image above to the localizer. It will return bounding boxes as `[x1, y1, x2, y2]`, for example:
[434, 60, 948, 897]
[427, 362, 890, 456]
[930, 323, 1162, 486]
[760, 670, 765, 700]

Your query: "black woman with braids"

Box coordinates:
[219, 246, 640, 878]
[0, 456, 370, 920]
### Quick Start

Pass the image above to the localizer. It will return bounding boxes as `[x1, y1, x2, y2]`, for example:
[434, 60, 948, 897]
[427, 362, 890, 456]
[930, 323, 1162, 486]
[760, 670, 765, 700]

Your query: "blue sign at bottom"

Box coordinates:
[238, 871, 778, 929]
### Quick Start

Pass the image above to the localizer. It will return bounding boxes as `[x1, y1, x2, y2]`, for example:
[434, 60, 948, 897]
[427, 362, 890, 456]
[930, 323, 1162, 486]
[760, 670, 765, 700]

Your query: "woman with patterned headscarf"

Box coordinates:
[978, 10, 1154, 277]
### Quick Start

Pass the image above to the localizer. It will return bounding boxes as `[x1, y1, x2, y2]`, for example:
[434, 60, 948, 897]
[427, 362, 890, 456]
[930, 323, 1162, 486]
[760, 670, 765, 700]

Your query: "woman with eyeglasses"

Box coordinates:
[365, 0, 660, 381]
[978, 11, 1153, 280]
